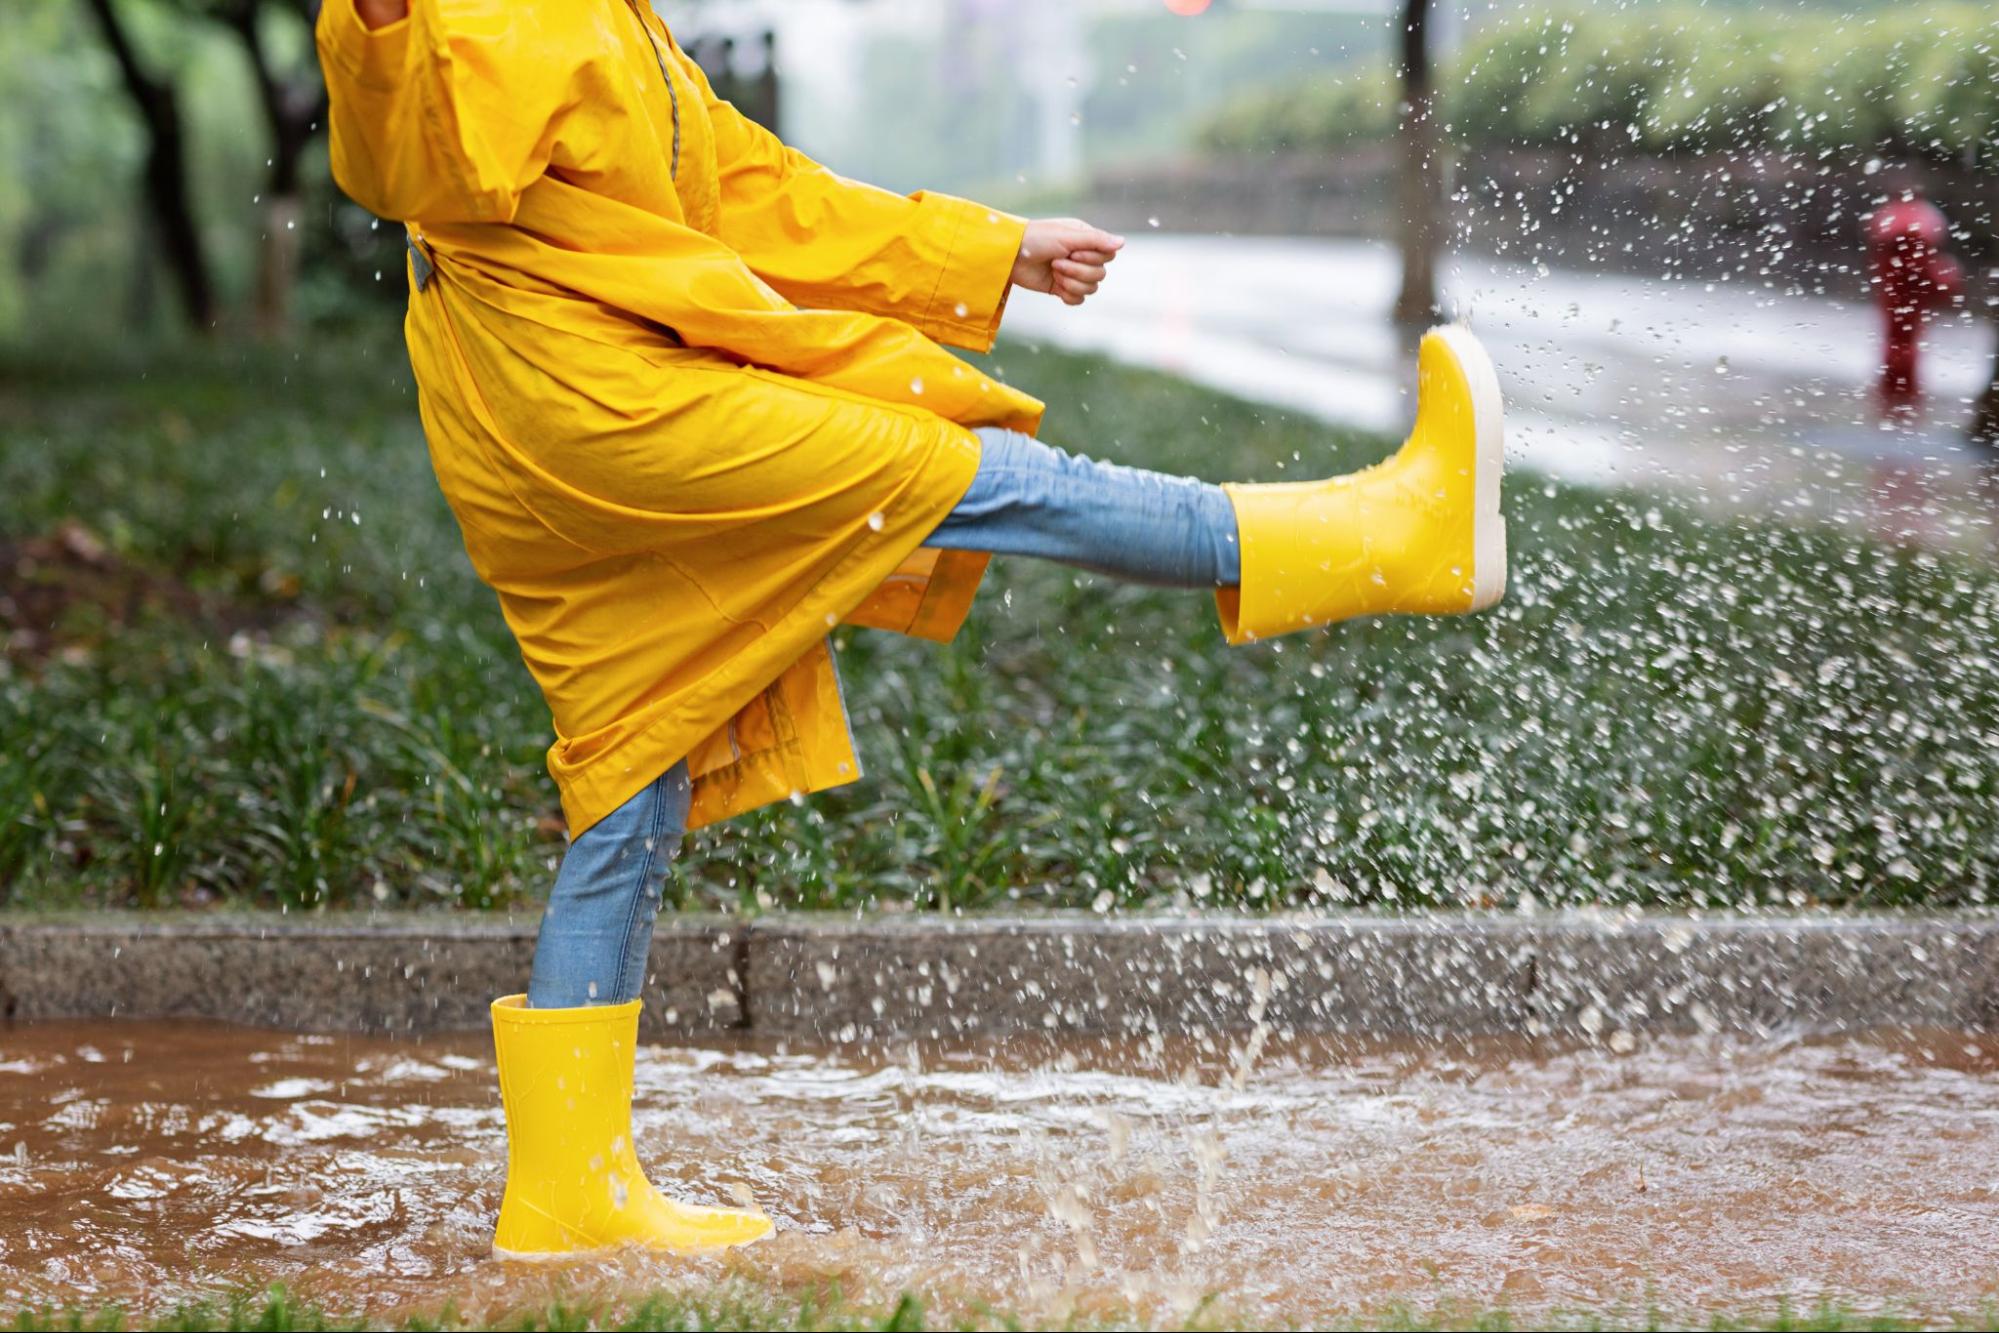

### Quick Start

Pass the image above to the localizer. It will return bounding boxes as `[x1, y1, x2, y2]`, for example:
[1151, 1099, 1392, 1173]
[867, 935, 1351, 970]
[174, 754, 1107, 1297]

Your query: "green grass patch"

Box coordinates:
[7, 1284, 933, 1332]
[1, 335, 1996, 912]
[1199, 4, 1999, 166]
[7, 1285, 1989, 1331]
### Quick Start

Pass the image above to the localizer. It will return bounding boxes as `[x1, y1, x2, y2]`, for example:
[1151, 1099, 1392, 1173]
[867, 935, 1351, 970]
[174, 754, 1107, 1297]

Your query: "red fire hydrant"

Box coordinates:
[1867, 190, 1963, 418]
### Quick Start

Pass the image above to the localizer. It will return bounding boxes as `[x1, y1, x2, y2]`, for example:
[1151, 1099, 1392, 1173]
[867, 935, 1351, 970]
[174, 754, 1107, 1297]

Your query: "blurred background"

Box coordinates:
[3, 0, 1996, 459]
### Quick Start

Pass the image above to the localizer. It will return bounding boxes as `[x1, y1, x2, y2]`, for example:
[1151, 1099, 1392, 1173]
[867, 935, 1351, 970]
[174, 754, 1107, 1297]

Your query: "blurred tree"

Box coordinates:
[686, 30, 778, 132]
[81, 0, 217, 331]
[79, 0, 324, 336]
[202, 0, 327, 335]
[1391, 0, 1439, 327]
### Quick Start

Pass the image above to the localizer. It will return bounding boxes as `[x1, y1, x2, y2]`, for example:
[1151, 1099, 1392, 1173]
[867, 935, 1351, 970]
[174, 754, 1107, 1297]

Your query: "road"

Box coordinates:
[1003, 234, 1999, 550]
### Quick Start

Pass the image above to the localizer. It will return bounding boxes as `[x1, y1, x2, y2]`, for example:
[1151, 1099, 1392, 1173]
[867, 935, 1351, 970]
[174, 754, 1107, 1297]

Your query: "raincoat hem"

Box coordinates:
[549, 432, 984, 837]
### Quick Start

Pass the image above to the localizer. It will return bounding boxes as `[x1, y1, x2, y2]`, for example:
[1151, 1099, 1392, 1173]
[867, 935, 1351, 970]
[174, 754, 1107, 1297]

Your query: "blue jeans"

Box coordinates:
[925, 428, 1240, 587]
[525, 428, 1240, 1007]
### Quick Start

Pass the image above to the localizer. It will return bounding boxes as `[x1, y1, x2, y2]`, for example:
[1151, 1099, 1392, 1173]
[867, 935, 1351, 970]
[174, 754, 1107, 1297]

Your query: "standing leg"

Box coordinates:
[491, 758, 771, 1257]
[527, 760, 690, 1008]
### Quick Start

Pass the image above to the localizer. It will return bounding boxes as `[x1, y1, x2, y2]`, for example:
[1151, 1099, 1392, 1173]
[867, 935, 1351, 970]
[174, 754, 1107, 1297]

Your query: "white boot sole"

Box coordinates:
[491, 1230, 769, 1262]
[1428, 323, 1508, 611]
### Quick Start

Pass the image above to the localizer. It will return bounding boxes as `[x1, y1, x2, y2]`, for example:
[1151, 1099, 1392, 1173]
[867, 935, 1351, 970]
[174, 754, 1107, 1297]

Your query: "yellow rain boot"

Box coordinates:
[489, 995, 773, 1258]
[1215, 324, 1507, 643]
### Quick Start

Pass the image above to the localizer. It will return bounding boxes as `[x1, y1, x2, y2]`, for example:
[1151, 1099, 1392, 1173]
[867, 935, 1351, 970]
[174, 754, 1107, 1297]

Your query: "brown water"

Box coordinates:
[2, 1021, 1997, 1326]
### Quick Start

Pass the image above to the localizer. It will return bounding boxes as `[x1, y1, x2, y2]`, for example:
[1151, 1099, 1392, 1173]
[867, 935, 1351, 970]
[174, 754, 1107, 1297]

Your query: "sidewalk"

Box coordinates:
[1004, 234, 1999, 552]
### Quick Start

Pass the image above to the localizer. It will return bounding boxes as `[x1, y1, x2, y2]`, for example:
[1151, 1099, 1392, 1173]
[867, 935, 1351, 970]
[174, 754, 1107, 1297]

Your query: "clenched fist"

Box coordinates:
[1011, 218, 1125, 306]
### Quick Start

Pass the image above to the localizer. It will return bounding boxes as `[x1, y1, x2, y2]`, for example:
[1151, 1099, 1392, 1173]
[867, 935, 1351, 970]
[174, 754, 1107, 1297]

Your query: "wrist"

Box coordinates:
[353, 0, 409, 30]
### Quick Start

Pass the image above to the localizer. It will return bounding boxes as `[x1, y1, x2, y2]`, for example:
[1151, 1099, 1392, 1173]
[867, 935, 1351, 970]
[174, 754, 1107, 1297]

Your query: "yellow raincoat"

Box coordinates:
[316, 0, 1044, 834]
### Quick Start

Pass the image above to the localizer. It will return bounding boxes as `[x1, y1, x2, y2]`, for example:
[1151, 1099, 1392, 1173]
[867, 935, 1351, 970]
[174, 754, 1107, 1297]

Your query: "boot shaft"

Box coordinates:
[491, 996, 645, 1182]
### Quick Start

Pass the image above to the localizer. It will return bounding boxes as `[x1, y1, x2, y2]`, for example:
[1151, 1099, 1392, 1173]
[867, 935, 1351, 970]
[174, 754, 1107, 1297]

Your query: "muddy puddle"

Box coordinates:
[2, 1020, 1997, 1325]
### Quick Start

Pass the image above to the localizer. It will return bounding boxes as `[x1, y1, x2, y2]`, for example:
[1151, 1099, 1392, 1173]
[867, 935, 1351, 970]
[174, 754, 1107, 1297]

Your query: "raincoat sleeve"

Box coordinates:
[489, 184, 1043, 438]
[683, 55, 1026, 354]
[315, 0, 570, 225]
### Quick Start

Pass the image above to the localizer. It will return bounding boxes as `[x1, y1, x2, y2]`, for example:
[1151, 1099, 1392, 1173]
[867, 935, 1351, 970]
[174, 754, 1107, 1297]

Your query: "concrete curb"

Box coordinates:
[1, 913, 1993, 1041]
[0, 915, 747, 1039]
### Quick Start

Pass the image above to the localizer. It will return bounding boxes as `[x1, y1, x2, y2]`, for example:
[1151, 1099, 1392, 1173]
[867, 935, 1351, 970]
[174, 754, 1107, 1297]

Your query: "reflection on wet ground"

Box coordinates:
[2, 1020, 1997, 1325]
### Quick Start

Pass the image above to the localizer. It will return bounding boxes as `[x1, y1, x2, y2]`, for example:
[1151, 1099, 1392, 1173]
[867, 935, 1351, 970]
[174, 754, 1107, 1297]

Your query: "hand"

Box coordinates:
[354, 0, 409, 29]
[1011, 218, 1125, 306]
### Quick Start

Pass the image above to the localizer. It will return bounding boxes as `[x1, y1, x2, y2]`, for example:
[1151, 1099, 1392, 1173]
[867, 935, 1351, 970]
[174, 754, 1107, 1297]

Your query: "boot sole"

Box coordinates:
[491, 1200, 774, 1262]
[1428, 323, 1507, 611]
[491, 1230, 771, 1262]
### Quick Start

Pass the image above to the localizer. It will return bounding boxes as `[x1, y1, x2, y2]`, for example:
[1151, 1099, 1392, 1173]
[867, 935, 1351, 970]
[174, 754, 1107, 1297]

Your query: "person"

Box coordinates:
[317, 0, 1507, 1259]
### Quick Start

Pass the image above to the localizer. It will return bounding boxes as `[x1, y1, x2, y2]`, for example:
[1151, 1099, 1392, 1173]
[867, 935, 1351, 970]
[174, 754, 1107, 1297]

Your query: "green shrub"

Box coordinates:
[1199, 67, 1398, 154]
[6, 336, 1999, 914]
[1196, 4, 1999, 167]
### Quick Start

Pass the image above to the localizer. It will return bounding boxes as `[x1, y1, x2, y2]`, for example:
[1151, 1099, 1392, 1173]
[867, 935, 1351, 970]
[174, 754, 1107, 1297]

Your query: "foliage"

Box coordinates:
[1080, 8, 1377, 165]
[3, 337, 1999, 915]
[1198, 5, 1999, 167]
[1196, 66, 1397, 156]
[0, 2, 147, 339]
[6, 1282, 936, 1332]
[0, 0, 397, 344]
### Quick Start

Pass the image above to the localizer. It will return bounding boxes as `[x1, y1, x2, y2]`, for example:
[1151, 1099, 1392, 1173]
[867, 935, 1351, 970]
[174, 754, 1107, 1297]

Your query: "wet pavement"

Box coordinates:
[3, 1019, 1998, 1325]
[1004, 234, 1999, 554]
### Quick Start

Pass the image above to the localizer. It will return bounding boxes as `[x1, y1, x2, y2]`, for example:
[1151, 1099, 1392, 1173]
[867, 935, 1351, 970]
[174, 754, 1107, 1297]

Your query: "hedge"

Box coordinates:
[1199, 5, 1999, 167]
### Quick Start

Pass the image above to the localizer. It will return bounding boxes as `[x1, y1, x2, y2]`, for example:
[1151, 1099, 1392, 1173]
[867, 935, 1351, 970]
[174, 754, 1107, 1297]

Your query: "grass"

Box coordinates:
[7, 1285, 1992, 1332]
[1, 334, 1997, 913]
[6, 1284, 932, 1332]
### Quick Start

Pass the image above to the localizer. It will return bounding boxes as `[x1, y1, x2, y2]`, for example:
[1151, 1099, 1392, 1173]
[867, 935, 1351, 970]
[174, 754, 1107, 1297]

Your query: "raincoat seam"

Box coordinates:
[423, 284, 604, 560]
[916, 197, 973, 340]
[825, 642, 858, 759]
[316, 2, 408, 92]
[624, 0, 681, 181]
[429, 276, 725, 564]
[688, 734, 810, 807]
[655, 552, 764, 632]
[767, 679, 800, 748]
[420, 251, 684, 357]
[684, 676, 814, 805]
[416, 17, 514, 224]
[934, 296, 1010, 350]
[611, 774, 672, 1000]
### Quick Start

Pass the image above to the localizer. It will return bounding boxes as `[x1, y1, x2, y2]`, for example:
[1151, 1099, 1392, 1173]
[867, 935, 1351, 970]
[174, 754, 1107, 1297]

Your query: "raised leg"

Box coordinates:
[924, 427, 1241, 588]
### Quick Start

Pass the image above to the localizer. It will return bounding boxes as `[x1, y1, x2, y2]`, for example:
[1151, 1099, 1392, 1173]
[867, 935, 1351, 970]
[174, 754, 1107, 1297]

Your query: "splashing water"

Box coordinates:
[2, 1020, 1997, 1325]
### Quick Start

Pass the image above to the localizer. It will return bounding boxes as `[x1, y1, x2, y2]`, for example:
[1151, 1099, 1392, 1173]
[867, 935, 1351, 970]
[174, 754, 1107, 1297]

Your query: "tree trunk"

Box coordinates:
[222, 0, 327, 337]
[82, 0, 217, 331]
[1391, 0, 1441, 328]
[254, 196, 303, 335]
